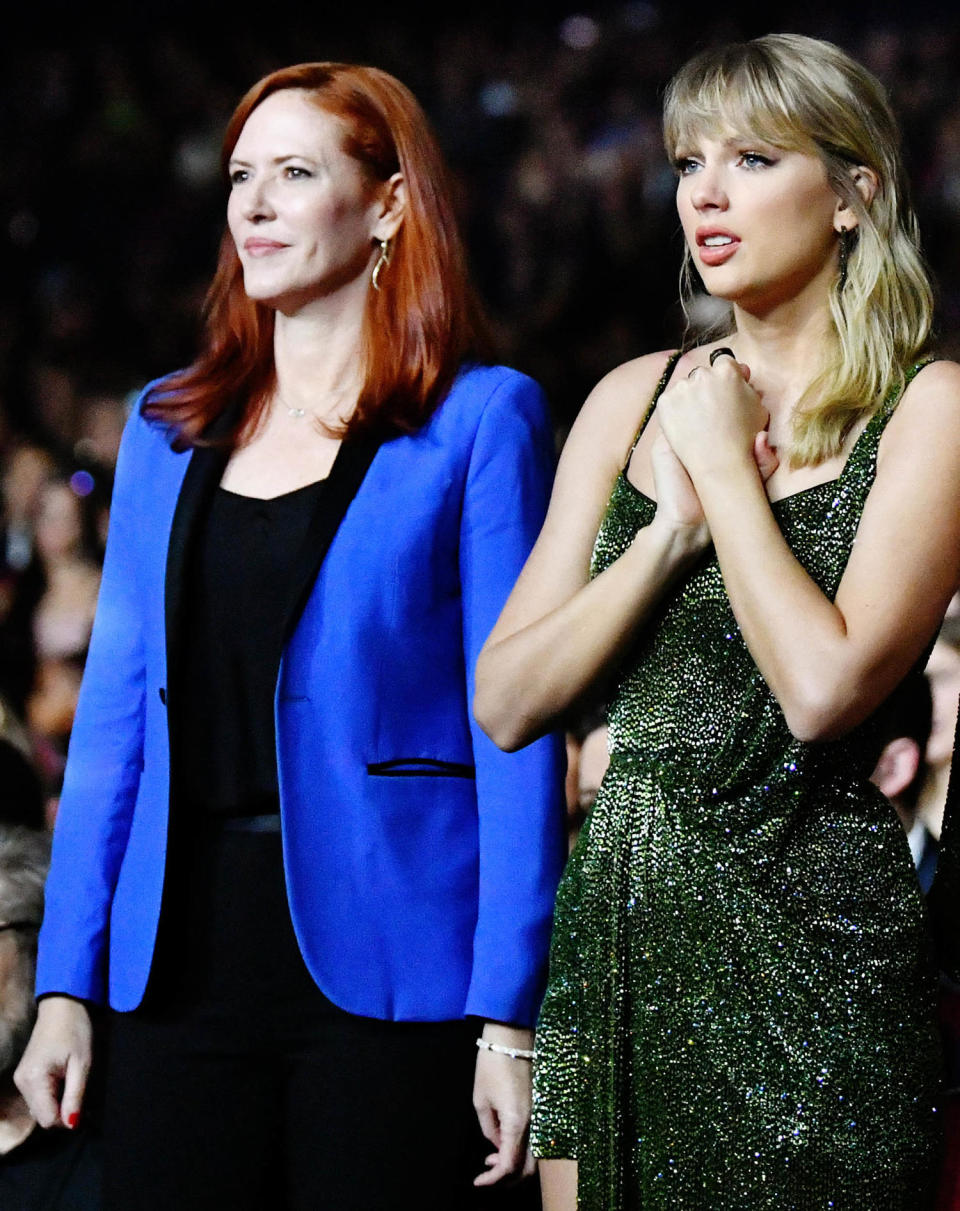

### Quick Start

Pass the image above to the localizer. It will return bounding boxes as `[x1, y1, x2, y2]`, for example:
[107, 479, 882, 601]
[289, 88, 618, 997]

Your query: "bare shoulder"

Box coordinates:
[880, 358, 960, 463]
[581, 349, 679, 417]
[563, 349, 678, 468]
[534, 351, 678, 548]
[892, 357, 960, 417]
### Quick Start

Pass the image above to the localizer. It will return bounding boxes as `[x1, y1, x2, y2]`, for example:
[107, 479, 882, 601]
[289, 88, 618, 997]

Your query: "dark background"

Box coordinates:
[3, 0, 959, 444]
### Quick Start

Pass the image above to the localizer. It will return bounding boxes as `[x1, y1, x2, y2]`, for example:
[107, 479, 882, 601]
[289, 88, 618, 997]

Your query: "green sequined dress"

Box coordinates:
[531, 357, 946, 1209]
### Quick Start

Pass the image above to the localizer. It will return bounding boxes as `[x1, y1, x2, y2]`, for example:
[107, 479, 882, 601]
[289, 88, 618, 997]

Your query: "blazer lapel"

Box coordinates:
[164, 410, 237, 697]
[281, 432, 383, 645]
[164, 445, 228, 701]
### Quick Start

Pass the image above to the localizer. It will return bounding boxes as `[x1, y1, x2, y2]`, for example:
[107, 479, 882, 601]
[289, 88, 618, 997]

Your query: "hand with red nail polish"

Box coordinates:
[14, 996, 93, 1130]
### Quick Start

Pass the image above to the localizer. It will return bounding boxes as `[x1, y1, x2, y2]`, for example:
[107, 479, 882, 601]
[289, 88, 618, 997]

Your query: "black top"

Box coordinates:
[178, 479, 326, 816]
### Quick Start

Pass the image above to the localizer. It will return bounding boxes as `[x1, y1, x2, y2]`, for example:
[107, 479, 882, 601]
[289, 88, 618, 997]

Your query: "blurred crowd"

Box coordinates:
[3, 4, 960, 1202]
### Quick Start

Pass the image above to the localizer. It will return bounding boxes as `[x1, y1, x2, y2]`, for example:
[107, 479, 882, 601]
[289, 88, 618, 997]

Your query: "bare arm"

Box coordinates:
[474, 353, 710, 751]
[658, 357, 960, 740]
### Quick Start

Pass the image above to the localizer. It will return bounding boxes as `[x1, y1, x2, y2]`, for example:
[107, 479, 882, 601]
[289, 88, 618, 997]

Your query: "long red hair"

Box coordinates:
[144, 62, 493, 445]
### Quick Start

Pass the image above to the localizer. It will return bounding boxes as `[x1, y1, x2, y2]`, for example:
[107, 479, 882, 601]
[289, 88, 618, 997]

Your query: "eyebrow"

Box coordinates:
[227, 154, 317, 168]
[674, 132, 780, 154]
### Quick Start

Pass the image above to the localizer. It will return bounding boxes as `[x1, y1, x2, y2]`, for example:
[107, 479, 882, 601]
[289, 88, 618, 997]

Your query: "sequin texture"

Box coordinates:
[531, 358, 944, 1208]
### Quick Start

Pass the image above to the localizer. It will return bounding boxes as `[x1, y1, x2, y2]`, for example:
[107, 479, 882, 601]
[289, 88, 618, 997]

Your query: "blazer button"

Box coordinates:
[158, 687, 167, 705]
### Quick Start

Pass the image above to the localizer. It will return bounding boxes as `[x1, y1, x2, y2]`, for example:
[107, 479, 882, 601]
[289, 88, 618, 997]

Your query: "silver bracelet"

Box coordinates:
[476, 1037, 535, 1060]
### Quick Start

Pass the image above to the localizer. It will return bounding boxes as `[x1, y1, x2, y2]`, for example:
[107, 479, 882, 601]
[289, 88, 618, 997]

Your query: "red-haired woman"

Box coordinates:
[15, 63, 565, 1210]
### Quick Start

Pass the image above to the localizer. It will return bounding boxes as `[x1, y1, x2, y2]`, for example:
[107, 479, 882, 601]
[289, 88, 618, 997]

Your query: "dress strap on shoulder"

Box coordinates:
[881, 353, 934, 421]
[832, 356, 939, 498]
[871, 356, 936, 428]
[623, 350, 683, 468]
[842, 357, 937, 479]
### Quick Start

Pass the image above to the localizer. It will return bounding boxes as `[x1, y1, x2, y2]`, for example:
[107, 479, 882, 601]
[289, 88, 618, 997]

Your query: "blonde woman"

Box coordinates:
[475, 33, 960, 1210]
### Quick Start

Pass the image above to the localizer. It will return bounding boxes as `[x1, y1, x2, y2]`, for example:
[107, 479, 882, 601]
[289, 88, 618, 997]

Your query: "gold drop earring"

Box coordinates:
[371, 238, 392, 292]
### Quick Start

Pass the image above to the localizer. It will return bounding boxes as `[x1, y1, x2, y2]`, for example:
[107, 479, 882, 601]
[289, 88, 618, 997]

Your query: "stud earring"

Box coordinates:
[371, 238, 392, 292]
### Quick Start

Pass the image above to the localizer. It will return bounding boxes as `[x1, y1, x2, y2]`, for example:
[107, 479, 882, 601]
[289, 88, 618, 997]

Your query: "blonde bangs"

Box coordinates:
[663, 54, 814, 159]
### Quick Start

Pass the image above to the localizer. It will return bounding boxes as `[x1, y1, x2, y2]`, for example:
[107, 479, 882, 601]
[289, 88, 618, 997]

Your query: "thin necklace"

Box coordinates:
[275, 390, 309, 420]
[275, 388, 353, 422]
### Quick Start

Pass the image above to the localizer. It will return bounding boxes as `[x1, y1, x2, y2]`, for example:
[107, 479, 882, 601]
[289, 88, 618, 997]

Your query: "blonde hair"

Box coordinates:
[663, 33, 934, 466]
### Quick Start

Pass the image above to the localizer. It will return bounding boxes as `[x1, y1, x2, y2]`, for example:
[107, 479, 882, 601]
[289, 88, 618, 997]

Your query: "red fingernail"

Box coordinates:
[66, 1112, 79, 1129]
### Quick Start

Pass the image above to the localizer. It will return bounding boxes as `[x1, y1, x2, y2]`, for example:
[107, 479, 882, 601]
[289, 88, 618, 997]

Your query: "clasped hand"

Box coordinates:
[651, 356, 777, 541]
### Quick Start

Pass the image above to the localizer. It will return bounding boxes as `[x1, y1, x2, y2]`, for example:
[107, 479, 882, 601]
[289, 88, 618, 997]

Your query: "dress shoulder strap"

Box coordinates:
[842, 357, 936, 481]
[622, 350, 683, 470]
[876, 356, 934, 423]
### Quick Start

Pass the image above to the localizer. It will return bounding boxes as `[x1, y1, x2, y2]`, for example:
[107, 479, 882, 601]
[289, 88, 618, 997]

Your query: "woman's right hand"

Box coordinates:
[650, 405, 780, 551]
[15, 995, 93, 1129]
[649, 430, 710, 549]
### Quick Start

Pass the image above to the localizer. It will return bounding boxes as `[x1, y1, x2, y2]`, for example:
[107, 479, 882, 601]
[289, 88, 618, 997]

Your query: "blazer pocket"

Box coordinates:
[366, 758, 476, 780]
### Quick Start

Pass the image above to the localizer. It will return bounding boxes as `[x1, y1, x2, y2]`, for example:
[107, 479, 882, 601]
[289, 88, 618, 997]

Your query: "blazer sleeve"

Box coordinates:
[459, 371, 567, 1027]
[35, 404, 150, 1004]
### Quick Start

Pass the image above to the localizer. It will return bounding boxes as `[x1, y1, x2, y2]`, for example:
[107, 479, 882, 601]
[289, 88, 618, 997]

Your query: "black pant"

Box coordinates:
[102, 826, 539, 1210]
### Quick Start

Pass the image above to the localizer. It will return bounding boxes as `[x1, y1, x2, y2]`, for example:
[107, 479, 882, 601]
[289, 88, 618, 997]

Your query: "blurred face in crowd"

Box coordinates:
[33, 480, 84, 563]
[74, 394, 126, 470]
[1, 444, 54, 525]
[674, 131, 846, 313]
[0, 922, 36, 1079]
[227, 89, 389, 315]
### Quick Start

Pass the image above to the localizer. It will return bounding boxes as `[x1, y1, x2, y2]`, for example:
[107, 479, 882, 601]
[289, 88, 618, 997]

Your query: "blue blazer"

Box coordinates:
[36, 364, 567, 1026]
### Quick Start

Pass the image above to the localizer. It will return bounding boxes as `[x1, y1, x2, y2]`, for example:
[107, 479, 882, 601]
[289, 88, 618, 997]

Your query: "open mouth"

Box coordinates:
[696, 230, 740, 265]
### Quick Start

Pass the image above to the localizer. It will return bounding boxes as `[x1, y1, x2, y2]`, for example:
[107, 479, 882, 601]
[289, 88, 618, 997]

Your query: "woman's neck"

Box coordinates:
[272, 293, 367, 422]
[729, 290, 835, 440]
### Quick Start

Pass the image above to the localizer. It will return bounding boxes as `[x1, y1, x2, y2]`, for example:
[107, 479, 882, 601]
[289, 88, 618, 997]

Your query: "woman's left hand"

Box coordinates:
[657, 355, 769, 485]
[472, 1022, 536, 1187]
